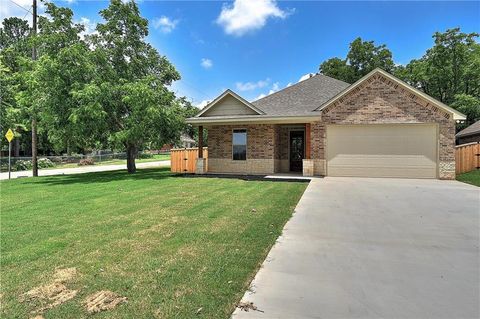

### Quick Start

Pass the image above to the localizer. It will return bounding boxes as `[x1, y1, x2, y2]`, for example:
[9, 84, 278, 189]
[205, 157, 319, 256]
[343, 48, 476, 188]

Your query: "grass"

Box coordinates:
[456, 169, 480, 187]
[0, 168, 307, 318]
[50, 154, 170, 170]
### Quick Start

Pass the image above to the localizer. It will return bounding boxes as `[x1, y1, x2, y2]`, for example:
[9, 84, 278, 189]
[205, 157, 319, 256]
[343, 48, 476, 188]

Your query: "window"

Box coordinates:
[232, 129, 247, 160]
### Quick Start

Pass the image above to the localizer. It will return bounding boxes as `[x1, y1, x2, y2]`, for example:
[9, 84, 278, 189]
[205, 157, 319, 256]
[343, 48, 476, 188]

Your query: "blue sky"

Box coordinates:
[3, 0, 480, 107]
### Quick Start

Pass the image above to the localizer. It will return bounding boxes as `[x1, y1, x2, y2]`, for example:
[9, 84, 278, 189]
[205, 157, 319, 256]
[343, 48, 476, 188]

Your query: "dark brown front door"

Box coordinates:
[289, 131, 304, 172]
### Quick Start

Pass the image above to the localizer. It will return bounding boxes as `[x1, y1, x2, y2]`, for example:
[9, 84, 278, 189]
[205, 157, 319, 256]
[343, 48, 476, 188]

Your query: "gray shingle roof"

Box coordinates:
[456, 120, 480, 137]
[251, 74, 350, 116]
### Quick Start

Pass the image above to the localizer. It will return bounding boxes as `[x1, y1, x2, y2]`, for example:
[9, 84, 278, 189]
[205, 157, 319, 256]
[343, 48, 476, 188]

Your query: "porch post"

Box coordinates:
[198, 126, 203, 158]
[196, 126, 206, 174]
[303, 123, 314, 176]
[305, 123, 311, 159]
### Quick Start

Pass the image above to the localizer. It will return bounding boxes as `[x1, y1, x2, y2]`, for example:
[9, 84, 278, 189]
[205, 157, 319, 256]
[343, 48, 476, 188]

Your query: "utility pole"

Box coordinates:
[31, 0, 38, 176]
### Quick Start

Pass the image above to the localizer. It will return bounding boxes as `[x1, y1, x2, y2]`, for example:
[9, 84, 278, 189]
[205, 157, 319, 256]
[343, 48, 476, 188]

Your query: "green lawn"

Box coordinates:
[0, 168, 307, 318]
[50, 154, 171, 169]
[456, 170, 480, 187]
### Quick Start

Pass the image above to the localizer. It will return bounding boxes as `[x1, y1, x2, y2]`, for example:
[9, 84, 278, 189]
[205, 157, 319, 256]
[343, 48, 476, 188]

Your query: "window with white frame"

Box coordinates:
[232, 129, 247, 160]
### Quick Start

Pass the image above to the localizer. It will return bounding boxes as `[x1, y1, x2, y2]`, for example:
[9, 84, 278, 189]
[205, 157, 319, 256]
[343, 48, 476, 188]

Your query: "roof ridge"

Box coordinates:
[252, 73, 349, 105]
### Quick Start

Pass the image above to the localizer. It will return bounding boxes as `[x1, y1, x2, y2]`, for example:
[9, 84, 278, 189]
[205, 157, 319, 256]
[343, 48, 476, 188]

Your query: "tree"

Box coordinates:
[318, 57, 354, 83]
[319, 37, 395, 83]
[395, 28, 480, 131]
[36, 43, 95, 153]
[75, 0, 181, 173]
[32, 2, 89, 154]
[450, 94, 480, 131]
[397, 28, 480, 104]
[0, 17, 32, 155]
[0, 17, 31, 71]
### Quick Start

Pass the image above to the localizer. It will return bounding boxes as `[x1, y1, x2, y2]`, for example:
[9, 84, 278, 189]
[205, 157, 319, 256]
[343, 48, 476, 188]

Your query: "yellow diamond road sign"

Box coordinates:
[5, 129, 14, 142]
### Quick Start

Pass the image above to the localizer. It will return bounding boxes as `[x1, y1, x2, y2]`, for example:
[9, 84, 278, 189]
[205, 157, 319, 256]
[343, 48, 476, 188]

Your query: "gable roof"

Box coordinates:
[196, 89, 265, 117]
[456, 120, 480, 138]
[251, 74, 350, 116]
[188, 68, 467, 124]
[315, 68, 467, 121]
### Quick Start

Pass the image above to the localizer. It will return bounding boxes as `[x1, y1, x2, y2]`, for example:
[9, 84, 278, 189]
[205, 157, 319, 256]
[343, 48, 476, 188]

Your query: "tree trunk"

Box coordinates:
[14, 138, 20, 157]
[126, 144, 137, 173]
[32, 117, 38, 176]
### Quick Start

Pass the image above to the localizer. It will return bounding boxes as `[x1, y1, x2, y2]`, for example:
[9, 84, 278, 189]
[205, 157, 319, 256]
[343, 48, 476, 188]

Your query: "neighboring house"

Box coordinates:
[178, 134, 196, 148]
[160, 134, 196, 151]
[456, 120, 480, 145]
[187, 68, 466, 179]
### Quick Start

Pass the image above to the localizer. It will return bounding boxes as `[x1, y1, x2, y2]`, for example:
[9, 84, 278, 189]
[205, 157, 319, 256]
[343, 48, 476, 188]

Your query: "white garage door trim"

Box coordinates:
[326, 124, 439, 179]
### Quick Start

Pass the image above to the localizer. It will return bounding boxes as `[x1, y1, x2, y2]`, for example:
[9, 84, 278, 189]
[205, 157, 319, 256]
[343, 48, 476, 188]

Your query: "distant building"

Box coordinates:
[160, 134, 196, 152]
[179, 134, 196, 148]
[456, 120, 480, 145]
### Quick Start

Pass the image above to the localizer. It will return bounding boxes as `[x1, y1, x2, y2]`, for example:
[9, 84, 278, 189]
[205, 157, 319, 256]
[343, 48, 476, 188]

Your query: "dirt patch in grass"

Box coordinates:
[83, 290, 127, 314]
[20, 268, 78, 314]
[22, 282, 78, 313]
[53, 267, 77, 283]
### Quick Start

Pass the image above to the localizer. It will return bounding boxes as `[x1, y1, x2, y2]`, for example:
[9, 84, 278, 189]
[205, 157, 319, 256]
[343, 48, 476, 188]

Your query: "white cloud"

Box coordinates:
[286, 82, 293, 87]
[195, 100, 211, 109]
[298, 73, 315, 82]
[200, 58, 213, 69]
[152, 16, 179, 33]
[271, 82, 279, 91]
[236, 78, 270, 91]
[254, 81, 280, 100]
[78, 17, 97, 39]
[216, 0, 292, 36]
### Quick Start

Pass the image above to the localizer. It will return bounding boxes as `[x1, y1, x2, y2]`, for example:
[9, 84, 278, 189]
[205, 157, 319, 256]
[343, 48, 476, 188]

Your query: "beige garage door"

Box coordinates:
[327, 124, 438, 178]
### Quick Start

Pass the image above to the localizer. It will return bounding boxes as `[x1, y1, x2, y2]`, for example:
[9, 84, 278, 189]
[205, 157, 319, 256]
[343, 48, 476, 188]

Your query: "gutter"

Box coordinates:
[186, 115, 321, 126]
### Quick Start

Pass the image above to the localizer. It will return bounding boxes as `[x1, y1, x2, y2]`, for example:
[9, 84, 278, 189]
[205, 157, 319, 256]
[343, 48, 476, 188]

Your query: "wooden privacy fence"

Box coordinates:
[170, 147, 208, 173]
[456, 143, 480, 174]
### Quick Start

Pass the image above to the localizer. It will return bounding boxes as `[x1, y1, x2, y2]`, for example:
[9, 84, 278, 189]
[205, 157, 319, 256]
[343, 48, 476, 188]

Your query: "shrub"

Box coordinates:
[138, 153, 154, 159]
[14, 160, 32, 171]
[78, 158, 95, 166]
[37, 158, 55, 169]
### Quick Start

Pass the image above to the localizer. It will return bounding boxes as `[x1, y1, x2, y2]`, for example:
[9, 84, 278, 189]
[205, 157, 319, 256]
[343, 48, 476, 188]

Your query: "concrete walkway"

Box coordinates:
[232, 177, 480, 319]
[0, 160, 170, 180]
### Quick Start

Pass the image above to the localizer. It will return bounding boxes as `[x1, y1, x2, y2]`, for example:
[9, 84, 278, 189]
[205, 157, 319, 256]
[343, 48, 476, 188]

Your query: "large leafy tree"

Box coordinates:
[395, 28, 480, 130]
[0, 17, 32, 155]
[12, 3, 88, 156]
[32, 2, 90, 153]
[450, 94, 480, 130]
[74, 0, 181, 173]
[319, 37, 395, 83]
[396, 28, 480, 104]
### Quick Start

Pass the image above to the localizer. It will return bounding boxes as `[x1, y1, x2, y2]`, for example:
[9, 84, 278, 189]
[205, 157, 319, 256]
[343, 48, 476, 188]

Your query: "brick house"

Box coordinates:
[456, 120, 480, 145]
[187, 69, 466, 179]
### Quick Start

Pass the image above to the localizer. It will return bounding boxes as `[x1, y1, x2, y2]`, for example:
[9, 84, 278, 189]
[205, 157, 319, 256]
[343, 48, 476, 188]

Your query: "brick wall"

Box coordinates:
[208, 124, 275, 159]
[207, 124, 276, 174]
[311, 73, 456, 179]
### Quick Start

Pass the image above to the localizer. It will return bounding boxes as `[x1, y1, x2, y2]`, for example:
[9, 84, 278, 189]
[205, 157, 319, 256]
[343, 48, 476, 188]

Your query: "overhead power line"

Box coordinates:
[8, 0, 31, 13]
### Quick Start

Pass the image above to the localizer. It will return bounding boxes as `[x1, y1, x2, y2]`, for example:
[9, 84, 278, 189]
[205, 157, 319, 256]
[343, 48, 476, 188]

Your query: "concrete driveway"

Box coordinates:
[232, 177, 479, 319]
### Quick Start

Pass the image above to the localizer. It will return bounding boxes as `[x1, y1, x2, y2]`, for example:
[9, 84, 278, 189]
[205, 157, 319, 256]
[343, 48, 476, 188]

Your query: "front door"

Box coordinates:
[289, 130, 304, 172]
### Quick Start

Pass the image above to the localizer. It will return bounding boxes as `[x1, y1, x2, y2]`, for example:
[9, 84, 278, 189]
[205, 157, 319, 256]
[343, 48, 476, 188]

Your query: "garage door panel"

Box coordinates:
[327, 125, 437, 178]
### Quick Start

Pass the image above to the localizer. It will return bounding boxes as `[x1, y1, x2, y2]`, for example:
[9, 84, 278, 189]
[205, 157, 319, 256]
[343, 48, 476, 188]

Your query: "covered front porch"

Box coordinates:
[195, 122, 316, 177]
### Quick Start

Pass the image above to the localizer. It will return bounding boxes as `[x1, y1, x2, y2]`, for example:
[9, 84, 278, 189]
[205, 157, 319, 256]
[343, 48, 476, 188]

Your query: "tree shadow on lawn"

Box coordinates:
[20, 167, 310, 186]
[22, 167, 174, 186]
